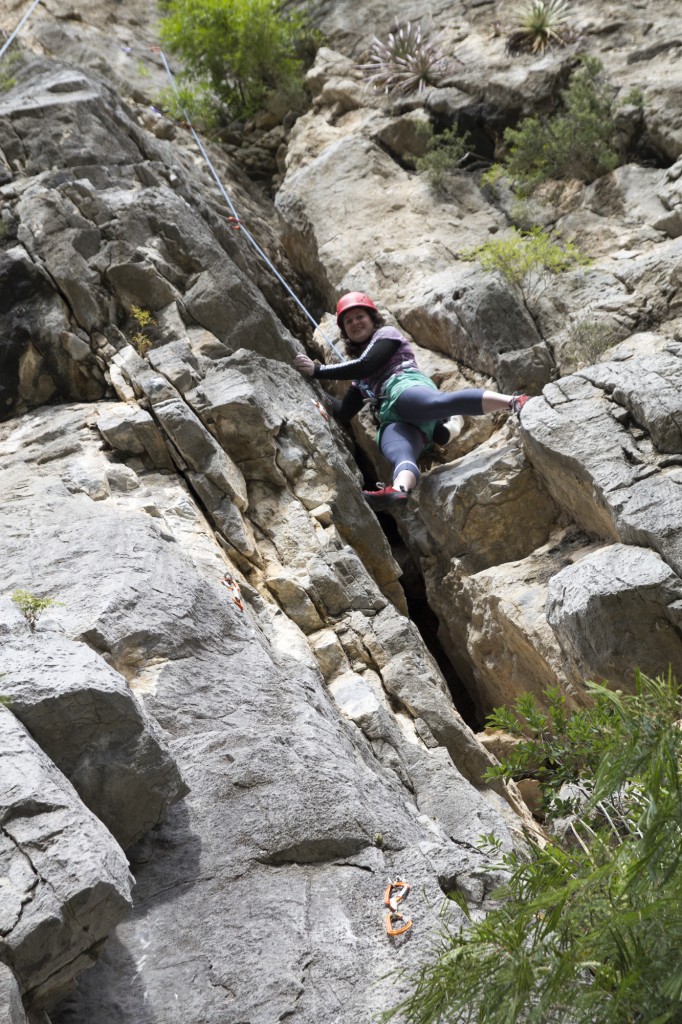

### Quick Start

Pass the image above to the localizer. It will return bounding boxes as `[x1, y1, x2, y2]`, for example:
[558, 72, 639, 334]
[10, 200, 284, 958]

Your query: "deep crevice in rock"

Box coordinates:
[377, 513, 482, 732]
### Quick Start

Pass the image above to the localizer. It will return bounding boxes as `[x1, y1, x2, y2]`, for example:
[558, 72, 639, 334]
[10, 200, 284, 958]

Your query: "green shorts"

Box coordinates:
[376, 369, 439, 445]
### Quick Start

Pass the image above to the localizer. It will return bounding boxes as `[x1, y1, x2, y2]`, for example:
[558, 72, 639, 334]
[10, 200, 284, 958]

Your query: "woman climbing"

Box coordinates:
[294, 291, 529, 511]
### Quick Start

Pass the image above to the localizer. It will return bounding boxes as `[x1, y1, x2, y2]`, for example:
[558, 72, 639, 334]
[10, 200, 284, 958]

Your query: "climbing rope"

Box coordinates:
[384, 877, 412, 937]
[0, 7, 344, 365]
[0, 0, 42, 61]
[155, 47, 344, 362]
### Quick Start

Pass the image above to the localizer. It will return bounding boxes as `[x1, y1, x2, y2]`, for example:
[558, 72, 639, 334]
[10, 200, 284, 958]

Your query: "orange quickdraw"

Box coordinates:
[384, 910, 412, 937]
[218, 573, 245, 612]
[384, 878, 412, 937]
[310, 398, 329, 421]
[227, 216, 242, 231]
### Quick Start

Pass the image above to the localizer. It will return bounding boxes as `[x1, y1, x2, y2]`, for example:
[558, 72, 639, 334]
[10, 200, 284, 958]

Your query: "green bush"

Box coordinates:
[12, 589, 63, 631]
[416, 126, 471, 193]
[462, 226, 590, 306]
[157, 82, 221, 130]
[128, 306, 157, 357]
[0, 49, 24, 92]
[483, 686, 616, 817]
[504, 57, 620, 189]
[159, 0, 313, 119]
[386, 670, 682, 1024]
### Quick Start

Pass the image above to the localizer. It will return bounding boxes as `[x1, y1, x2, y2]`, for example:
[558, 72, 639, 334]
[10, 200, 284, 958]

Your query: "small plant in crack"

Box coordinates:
[129, 305, 157, 357]
[358, 21, 449, 96]
[563, 312, 622, 371]
[416, 126, 473, 194]
[0, 48, 25, 92]
[11, 590, 63, 632]
[461, 226, 590, 313]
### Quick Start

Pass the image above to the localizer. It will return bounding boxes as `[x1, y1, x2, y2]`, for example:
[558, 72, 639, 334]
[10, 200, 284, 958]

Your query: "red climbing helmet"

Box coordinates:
[336, 291, 378, 328]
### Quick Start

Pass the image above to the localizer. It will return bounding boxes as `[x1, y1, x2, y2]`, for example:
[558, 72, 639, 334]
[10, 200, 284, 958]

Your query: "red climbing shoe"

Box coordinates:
[362, 485, 410, 511]
[509, 393, 530, 417]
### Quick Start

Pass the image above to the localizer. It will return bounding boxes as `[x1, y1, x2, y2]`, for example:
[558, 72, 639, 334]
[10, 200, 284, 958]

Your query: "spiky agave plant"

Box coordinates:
[507, 0, 573, 54]
[359, 22, 448, 95]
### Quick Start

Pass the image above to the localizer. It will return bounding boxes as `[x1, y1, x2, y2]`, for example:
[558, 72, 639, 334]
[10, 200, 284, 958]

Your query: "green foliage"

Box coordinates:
[157, 82, 220, 130]
[462, 226, 590, 305]
[621, 85, 644, 107]
[129, 306, 157, 356]
[159, 0, 313, 119]
[0, 49, 24, 92]
[484, 686, 616, 815]
[479, 162, 505, 195]
[12, 590, 63, 631]
[386, 671, 682, 1024]
[504, 57, 620, 189]
[415, 127, 471, 193]
[359, 21, 448, 96]
[507, 0, 574, 54]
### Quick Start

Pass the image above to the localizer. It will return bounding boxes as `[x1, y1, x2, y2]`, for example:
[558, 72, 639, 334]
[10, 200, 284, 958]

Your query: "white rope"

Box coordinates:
[0, 11, 344, 364]
[157, 49, 344, 361]
[0, 0, 42, 61]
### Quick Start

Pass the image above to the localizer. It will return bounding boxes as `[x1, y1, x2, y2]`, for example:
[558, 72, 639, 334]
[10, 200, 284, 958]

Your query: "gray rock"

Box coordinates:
[547, 543, 682, 689]
[521, 360, 682, 576]
[0, 400, 522, 1024]
[0, 706, 133, 1010]
[0, 963, 28, 1024]
[97, 403, 175, 470]
[1, 632, 187, 850]
[581, 352, 682, 454]
[416, 436, 558, 572]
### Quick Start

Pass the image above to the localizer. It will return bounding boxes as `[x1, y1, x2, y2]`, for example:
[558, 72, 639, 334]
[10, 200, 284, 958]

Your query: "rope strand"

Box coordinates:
[157, 49, 343, 361]
[0, 12, 343, 363]
[0, 0, 42, 60]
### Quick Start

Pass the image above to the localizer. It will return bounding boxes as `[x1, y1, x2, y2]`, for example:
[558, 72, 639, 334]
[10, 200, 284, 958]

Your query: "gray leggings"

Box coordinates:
[380, 387, 485, 482]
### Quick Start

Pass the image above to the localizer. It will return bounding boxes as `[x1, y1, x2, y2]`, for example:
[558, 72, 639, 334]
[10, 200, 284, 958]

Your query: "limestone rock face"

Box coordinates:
[3, 0, 682, 1019]
[547, 544, 682, 689]
[0, 963, 28, 1024]
[0, 629, 187, 850]
[0, 706, 133, 1010]
[0, 403, 520, 1024]
[521, 355, 682, 575]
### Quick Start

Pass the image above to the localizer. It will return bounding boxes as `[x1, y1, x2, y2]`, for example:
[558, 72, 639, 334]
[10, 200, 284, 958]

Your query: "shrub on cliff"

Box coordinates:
[385, 670, 682, 1024]
[158, 0, 315, 119]
[503, 56, 620, 189]
[462, 227, 590, 309]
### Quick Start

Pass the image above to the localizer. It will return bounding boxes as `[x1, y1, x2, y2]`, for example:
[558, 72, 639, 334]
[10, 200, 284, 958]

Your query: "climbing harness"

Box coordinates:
[0, 0, 42, 61]
[154, 48, 344, 364]
[384, 878, 412, 937]
[218, 572, 245, 612]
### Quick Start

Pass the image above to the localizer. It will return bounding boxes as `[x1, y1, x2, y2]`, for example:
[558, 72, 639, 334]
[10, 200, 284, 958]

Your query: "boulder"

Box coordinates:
[521, 358, 682, 576]
[415, 434, 558, 572]
[424, 528, 594, 716]
[547, 543, 682, 689]
[0, 631, 187, 850]
[0, 706, 132, 1010]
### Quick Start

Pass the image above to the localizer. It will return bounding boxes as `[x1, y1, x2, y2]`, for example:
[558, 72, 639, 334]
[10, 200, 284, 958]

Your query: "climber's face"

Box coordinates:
[342, 308, 374, 345]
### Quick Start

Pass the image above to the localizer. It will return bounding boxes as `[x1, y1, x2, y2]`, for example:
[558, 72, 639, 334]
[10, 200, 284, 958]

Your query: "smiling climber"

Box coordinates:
[294, 291, 530, 511]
